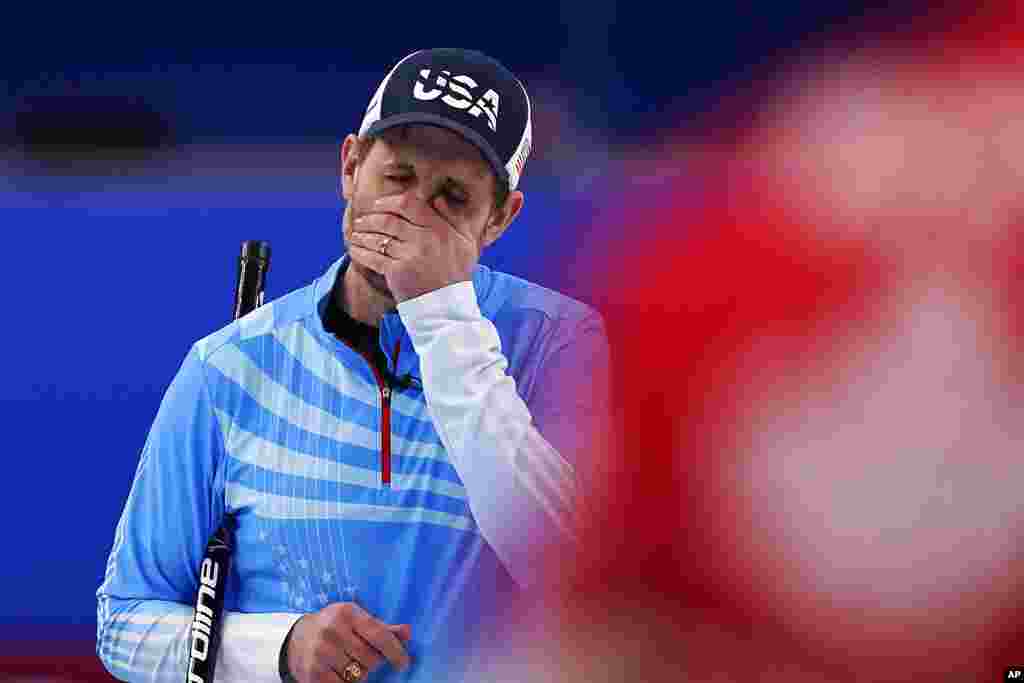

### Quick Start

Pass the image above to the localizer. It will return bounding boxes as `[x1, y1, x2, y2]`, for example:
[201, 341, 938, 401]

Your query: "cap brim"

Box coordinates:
[363, 113, 510, 188]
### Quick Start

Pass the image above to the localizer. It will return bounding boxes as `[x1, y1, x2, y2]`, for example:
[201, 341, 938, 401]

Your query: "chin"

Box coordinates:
[354, 262, 394, 299]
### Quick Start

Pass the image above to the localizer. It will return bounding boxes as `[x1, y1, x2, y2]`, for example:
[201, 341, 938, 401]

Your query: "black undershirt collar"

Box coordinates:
[322, 293, 391, 380]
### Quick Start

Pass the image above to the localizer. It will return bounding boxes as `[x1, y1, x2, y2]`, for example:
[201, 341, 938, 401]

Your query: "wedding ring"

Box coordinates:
[341, 657, 365, 682]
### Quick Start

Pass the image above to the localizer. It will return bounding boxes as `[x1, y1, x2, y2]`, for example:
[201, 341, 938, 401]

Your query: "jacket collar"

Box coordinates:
[311, 253, 496, 382]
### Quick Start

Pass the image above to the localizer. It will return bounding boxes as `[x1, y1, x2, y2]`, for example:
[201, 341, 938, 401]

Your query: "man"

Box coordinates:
[96, 48, 610, 683]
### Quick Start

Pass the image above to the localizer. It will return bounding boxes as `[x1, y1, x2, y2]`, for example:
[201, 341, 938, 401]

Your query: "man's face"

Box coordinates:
[340, 124, 509, 298]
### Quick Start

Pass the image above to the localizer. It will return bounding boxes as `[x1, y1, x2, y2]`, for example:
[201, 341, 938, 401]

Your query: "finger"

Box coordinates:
[291, 627, 345, 682]
[347, 243, 394, 275]
[311, 671, 345, 683]
[368, 196, 449, 235]
[363, 198, 471, 242]
[388, 624, 412, 642]
[347, 231, 404, 258]
[354, 212, 426, 240]
[352, 614, 411, 671]
[311, 672, 344, 683]
[340, 634, 384, 672]
[316, 610, 385, 676]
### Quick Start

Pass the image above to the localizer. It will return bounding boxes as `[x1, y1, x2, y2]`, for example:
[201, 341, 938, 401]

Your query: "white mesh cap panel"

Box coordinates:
[505, 80, 532, 191]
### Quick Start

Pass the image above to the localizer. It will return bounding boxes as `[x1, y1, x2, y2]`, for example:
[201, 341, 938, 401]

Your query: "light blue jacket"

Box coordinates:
[97, 254, 610, 682]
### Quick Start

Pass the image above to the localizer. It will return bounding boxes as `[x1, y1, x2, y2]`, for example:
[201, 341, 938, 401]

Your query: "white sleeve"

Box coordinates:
[398, 282, 592, 590]
[97, 598, 301, 683]
[215, 612, 303, 682]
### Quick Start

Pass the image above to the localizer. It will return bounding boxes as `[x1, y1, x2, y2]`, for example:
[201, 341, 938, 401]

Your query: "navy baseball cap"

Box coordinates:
[358, 48, 533, 191]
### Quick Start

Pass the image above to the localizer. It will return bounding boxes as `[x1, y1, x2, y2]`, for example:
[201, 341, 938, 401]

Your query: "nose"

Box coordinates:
[391, 179, 442, 226]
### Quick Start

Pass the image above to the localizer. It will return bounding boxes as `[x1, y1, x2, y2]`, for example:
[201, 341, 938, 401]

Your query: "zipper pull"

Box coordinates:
[382, 386, 391, 401]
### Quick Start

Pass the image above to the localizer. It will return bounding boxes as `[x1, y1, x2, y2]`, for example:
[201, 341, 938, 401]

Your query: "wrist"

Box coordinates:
[397, 282, 482, 346]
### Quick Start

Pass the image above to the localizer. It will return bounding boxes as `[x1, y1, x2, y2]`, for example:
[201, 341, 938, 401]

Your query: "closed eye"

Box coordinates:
[445, 190, 467, 205]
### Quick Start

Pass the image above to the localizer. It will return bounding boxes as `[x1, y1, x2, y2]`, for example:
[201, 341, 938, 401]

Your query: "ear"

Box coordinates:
[339, 134, 362, 202]
[481, 190, 524, 249]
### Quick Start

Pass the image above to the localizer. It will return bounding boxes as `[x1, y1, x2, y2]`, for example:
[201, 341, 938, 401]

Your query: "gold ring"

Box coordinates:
[380, 237, 392, 257]
[341, 658, 365, 682]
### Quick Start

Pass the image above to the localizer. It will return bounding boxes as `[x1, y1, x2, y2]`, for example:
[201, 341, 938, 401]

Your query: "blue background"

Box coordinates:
[0, 0, 925, 635]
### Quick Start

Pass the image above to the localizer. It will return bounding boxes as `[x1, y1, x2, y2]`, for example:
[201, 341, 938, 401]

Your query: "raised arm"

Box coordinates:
[398, 283, 611, 590]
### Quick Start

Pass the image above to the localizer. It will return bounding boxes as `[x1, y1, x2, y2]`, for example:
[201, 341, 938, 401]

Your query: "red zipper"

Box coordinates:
[364, 360, 392, 486]
[381, 339, 401, 486]
[336, 337, 402, 486]
[379, 381, 392, 486]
